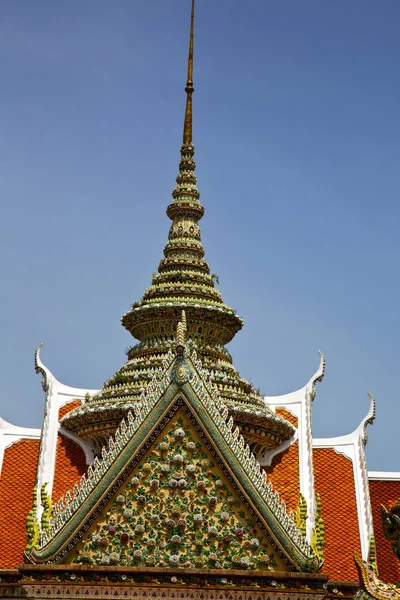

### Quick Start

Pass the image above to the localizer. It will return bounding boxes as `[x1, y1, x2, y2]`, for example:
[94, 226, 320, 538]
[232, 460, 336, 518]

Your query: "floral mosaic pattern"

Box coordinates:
[73, 412, 280, 570]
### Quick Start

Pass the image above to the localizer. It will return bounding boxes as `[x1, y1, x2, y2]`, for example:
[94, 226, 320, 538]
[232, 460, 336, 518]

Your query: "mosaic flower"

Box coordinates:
[178, 479, 187, 489]
[116, 495, 125, 504]
[101, 555, 110, 565]
[138, 495, 146, 505]
[166, 519, 176, 529]
[120, 533, 129, 544]
[169, 479, 178, 488]
[146, 556, 155, 566]
[177, 518, 186, 528]
[186, 441, 196, 451]
[171, 535, 181, 544]
[193, 513, 203, 524]
[131, 477, 140, 487]
[186, 464, 196, 474]
[240, 556, 250, 568]
[108, 525, 117, 535]
[220, 512, 230, 522]
[135, 524, 145, 534]
[250, 538, 260, 549]
[133, 549, 142, 559]
[142, 463, 152, 473]
[173, 428, 185, 440]
[208, 526, 218, 536]
[159, 441, 169, 451]
[150, 514, 160, 524]
[235, 528, 244, 538]
[110, 552, 120, 564]
[173, 454, 184, 465]
[150, 479, 159, 490]
[123, 509, 133, 519]
[169, 554, 180, 566]
[160, 464, 170, 473]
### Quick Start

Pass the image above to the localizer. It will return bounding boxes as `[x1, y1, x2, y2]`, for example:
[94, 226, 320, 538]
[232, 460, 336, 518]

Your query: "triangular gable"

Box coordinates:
[66, 405, 288, 571]
[26, 349, 321, 572]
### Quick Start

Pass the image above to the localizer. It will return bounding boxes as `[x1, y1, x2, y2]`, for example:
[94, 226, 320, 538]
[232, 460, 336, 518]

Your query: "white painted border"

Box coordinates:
[368, 472, 400, 481]
[33, 344, 99, 519]
[261, 351, 325, 542]
[313, 393, 375, 562]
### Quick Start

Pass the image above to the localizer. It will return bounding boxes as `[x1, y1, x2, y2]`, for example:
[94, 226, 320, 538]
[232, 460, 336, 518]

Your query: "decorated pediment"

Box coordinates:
[26, 347, 321, 573]
[69, 408, 285, 570]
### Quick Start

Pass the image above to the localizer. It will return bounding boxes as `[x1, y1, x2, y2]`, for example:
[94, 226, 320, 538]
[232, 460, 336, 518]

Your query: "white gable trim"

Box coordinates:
[34, 344, 98, 519]
[260, 351, 325, 543]
[368, 471, 400, 481]
[313, 393, 375, 562]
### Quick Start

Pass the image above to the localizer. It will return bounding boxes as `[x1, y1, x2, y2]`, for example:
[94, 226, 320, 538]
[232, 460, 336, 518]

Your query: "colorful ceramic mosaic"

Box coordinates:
[71, 412, 284, 571]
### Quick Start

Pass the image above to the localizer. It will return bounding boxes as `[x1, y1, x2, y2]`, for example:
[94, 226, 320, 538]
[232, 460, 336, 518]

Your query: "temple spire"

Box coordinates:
[183, 0, 195, 145]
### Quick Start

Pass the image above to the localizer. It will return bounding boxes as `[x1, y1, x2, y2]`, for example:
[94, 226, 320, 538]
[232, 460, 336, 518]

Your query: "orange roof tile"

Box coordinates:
[264, 440, 300, 512]
[314, 447, 361, 581]
[52, 433, 87, 504]
[369, 479, 400, 583]
[276, 407, 298, 428]
[58, 400, 81, 420]
[0, 439, 40, 568]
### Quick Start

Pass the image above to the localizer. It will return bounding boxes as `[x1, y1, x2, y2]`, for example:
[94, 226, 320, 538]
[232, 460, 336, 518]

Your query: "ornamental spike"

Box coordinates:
[183, 0, 195, 144]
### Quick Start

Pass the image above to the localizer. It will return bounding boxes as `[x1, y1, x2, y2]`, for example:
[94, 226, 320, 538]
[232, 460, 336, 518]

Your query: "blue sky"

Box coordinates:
[0, 0, 399, 470]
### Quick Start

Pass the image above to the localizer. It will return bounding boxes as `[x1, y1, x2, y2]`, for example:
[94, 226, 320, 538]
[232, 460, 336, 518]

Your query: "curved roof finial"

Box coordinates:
[35, 343, 50, 393]
[361, 392, 376, 447]
[183, 0, 195, 145]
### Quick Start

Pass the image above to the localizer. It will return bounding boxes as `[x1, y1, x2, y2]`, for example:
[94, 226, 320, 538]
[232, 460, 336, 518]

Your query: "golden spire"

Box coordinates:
[183, 0, 195, 145]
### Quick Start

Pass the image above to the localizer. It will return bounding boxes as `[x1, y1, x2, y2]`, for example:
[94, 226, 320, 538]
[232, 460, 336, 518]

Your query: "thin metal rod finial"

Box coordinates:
[183, 0, 195, 145]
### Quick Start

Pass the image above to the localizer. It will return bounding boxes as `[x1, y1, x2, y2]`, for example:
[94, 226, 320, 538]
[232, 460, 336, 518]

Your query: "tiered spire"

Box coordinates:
[62, 0, 294, 456]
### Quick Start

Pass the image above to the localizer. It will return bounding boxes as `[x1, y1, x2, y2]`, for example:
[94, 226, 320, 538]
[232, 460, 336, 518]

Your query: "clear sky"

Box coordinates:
[1, 0, 399, 470]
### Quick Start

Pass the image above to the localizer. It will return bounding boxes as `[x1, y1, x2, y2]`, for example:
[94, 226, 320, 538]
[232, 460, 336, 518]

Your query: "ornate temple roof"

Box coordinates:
[61, 0, 294, 458]
[3, 4, 400, 600]
[27, 331, 322, 573]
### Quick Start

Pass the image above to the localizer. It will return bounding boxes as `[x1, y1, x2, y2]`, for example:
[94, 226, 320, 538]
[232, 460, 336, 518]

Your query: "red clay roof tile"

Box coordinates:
[58, 400, 81, 420]
[263, 408, 300, 513]
[314, 447, 361, 581]
[52, 433, 87, 505]
[0, 439, 40, 568]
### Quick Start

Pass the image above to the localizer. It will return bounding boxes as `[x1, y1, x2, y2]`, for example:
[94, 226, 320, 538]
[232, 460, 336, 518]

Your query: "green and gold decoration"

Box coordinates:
[72, 413, 283, 570]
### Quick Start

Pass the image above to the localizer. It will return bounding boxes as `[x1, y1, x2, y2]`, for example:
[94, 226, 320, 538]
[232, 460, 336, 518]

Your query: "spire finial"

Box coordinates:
[183, 0, 195, 145]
